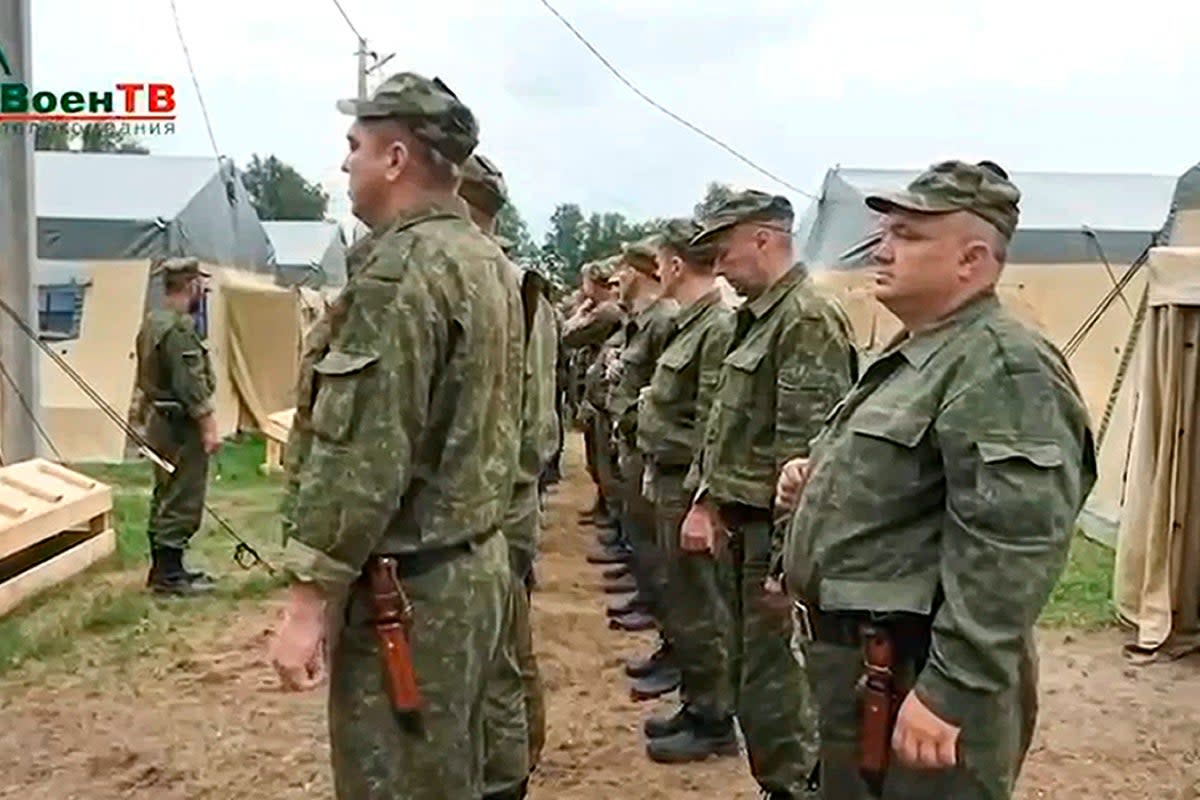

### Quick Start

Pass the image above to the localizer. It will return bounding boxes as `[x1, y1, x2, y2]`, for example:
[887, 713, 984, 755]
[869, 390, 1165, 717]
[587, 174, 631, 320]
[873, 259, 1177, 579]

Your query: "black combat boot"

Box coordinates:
[643, 704, 691, 739]
[482, 777, 529, 800]
[180, 550, 217, 588]
[625, 641, 672, 678]
[630, 665, 681, 701]
[595, 525, 621, 547]
[606, 591, 648, 617]
[602, 572, 638, 594]
[149, 547, 215, 596]
[646, 712, 739, 763]
[587, 542, 631, 566]
[602, 562, 631, 581]
[609, 609, 656, 632]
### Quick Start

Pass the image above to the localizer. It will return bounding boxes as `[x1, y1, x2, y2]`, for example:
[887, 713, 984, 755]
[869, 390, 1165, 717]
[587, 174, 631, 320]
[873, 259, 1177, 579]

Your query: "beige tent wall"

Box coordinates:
[812, 262, 1146, 424]
[41, 261, 149, 462]
[1112, 247, 1200, 656]
[218, 267, 307, 431]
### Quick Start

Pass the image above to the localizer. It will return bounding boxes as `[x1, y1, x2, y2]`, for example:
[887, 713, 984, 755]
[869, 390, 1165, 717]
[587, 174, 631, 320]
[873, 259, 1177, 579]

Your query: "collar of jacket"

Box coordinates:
[883, 290, 1001, 369]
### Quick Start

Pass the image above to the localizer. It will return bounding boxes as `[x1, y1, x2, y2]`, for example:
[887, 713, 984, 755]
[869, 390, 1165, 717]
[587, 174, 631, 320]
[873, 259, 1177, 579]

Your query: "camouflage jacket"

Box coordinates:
[636, 289, 733, 474]
[517, 293, 559, 486]
[609, 296, 678, 443]
[280, 203, 525, 595]
[783, 293, 1096, 728]
[697, 265, 857, 510]
[134, 308, 216, 419]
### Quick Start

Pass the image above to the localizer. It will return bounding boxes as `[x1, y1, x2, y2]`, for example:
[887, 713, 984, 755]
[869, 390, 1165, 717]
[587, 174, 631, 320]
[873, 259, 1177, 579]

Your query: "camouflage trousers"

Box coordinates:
[802, 630, 1040, 799]
[651, 464, 732, 722]
[146, 412, 209, 551]
[484, 486, 547, 794]
[329, 531, 516, 800]
[617, 440, 665, 619]
[591, 411, 622, 522]
[717, 505, 820, 796]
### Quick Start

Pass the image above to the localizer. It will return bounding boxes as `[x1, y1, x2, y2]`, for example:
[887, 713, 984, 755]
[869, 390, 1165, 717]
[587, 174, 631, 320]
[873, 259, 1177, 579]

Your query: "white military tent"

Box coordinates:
[263, 220, 348, 288]
[29, 152, 309, 462]
[1098, 165, 1200, 660]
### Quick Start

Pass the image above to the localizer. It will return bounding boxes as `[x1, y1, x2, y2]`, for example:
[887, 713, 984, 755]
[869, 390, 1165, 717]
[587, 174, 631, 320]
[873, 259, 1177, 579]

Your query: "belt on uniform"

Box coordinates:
[717, 502, 771, 527]
[370, 531, 493, 581]
[792, 599, 932, 651]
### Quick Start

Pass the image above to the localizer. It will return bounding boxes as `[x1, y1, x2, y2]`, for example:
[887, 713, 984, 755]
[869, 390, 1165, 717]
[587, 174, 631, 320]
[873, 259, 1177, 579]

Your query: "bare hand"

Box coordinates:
[680, 503, 717, 554]
[892, 691, 961, 770]
[199, 413, 222, 455]
[775, 458, 811, 512]
[269, 584, 328, 692]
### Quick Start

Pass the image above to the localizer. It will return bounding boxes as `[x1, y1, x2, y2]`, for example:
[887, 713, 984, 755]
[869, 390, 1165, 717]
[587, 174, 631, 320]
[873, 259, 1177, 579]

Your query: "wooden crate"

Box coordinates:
[0, 459, 115, 617]
[260, 408, 296, 475]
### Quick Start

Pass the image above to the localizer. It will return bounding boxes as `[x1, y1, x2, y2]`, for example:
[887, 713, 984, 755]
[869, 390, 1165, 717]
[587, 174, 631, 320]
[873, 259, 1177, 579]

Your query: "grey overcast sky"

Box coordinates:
[28, 0, 1200, 237]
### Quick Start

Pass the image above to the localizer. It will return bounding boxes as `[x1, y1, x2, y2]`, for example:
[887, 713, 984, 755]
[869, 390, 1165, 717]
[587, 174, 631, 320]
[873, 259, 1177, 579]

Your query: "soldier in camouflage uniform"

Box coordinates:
[780, 161, 1097, 800]
[681, 191, 857, 798]
[563, 260, 624, 534]
[268, 73, 526, 800]
[635, 218, 738, 761]
[605, 240, 679, 643]
[134, 257, 221, 596]
[459, 152, 551, 800]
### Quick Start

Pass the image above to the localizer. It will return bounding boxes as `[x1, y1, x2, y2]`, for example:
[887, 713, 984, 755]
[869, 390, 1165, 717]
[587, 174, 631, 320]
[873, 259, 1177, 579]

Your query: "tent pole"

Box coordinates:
[0, 0, 40, 462]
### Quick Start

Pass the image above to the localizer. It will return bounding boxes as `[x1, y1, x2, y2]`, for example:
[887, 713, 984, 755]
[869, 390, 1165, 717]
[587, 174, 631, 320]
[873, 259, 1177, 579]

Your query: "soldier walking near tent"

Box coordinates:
[135, 257, 221, 596]
[681, 191, 857, 798]
[458, 151, 552, 799]
[634, 218, 738, 761]
[780, 160, 1096, 800]
[268, 72, 525, 800]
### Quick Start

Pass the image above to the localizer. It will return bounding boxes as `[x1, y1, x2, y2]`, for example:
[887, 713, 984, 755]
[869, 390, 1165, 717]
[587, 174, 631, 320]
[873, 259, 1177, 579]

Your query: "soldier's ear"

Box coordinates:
[384, 138, 412, 181]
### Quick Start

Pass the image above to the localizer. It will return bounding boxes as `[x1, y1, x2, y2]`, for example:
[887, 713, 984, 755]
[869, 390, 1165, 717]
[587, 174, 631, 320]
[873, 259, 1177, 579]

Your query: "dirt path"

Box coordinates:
[0, 436, 1197, 799]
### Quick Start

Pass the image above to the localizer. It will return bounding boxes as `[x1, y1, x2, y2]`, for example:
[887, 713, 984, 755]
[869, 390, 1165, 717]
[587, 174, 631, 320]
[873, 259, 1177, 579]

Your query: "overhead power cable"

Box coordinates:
[168, 0, 222, 160]
[330, 0, 365, 42]
[537, 0, 817, 201]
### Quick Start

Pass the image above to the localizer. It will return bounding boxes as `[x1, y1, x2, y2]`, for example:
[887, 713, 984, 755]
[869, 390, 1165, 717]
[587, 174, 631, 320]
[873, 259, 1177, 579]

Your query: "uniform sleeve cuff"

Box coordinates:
[281, 537, 360, 595]
[914, 662, 981, 729]
[188, 401, 214, 420]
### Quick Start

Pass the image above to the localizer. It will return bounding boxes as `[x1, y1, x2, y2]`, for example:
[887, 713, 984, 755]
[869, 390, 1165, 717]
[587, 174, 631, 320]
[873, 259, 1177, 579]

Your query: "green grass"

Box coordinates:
[0, 435, 287, 677]
[1039, 533, 1117, 630]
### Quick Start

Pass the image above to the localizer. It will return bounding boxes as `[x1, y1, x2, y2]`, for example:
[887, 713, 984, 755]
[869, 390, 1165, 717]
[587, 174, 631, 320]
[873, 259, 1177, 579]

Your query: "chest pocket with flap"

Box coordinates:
[311, 350, 380, 444]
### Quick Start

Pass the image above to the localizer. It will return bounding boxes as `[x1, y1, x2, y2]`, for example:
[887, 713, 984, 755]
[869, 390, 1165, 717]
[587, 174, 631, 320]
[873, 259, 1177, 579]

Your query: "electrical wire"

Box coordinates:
[0, 355, 64, 462]
[330, 0, 365, 42]
[537, 0, 817, 201]
[167, 0, 221, 160]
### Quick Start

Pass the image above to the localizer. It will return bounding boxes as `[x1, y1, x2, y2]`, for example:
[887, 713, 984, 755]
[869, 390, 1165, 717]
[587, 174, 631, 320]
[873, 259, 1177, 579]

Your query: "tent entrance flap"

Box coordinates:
[1112, 247, 1200, 657]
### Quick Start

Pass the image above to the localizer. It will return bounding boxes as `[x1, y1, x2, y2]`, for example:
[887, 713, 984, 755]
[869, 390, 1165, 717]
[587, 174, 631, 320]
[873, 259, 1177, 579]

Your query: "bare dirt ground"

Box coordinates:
[1, 436, 1198, 799]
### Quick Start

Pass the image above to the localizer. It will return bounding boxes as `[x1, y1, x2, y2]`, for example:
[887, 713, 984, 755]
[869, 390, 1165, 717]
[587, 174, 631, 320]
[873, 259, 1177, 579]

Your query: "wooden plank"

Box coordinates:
[0, 488, 112, 562]
[0, 474, 63, 503]
[0, 529, 116, 617]
[37, 462, 97, 490]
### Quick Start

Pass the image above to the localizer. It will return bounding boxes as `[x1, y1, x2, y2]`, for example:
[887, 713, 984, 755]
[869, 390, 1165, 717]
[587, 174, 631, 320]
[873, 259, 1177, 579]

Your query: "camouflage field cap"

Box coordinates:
[691, 190, 794, 246]
[621, 236, 661, 277]
[658, 217, 716, 265]
[865, 160, 1022, 240]
[459, 153, 508, 217]
[583, 256, 619, 284]
[153, 256, 209, 279]
[336, 72, 479, 165]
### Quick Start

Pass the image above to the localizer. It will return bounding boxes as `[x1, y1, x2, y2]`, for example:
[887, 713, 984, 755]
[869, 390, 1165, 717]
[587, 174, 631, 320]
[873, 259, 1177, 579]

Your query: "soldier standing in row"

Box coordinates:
[135, 257, 221, 596]
[563, 260, 625, 541]
[458, 152, 552, 800]
[634, 218, 737, 762]
[780, 161, 1096, 799]
[681, 191, 857, 799]
[268, 73, 525, 800]
[605, 241, 679, 644]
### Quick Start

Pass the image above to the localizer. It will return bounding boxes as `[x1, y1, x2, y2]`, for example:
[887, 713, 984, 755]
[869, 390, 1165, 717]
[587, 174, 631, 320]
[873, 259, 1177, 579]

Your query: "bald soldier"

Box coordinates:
[681, 191, 857, 799]
[780, 161, 1096, 799]
[268, 73, 524, 800]
[458, 152, 551, 800]
[135, 257, 221, 596]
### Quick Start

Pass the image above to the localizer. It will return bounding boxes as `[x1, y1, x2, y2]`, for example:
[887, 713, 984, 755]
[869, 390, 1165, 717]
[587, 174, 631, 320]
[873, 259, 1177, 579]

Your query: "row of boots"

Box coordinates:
[580, 498, 741, 767]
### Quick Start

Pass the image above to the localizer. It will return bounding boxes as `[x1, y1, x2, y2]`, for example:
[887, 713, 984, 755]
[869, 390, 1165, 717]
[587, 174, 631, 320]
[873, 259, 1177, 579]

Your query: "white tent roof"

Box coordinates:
[263, 220, 341, 267]
[35, 152, 220, 221]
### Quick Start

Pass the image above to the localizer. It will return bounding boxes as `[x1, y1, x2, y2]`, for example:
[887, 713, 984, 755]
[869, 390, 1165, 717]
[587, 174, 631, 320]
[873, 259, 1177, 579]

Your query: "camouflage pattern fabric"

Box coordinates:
[651, 465, 733, 723]
[336, 71, 479, 165]
[483, 570, 538, 797]
[784, 293, 1097, 799]
[716, 510, 820, 796]
[280, 202, 526, 798]
[693, 263, 856, 795]
[330, 532, 514, 800]
[865, 160, 1022, 240]
[135, 308, 216, 550]
[691, 190, 794, 246]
